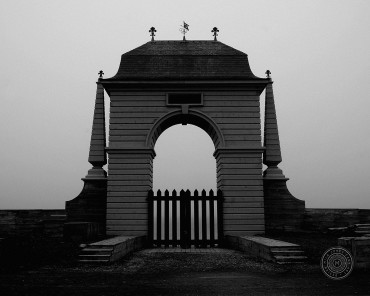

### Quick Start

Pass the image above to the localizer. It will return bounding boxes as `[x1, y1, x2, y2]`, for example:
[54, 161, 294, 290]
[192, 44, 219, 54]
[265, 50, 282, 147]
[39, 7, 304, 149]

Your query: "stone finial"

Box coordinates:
[149, 27, 156, 41]
[85, 81, 107, 179]
[263, 80, 286, 179]
[265, 70, 271, 78]
[211, 27, 219, 41]
[98, 70, 104, 78]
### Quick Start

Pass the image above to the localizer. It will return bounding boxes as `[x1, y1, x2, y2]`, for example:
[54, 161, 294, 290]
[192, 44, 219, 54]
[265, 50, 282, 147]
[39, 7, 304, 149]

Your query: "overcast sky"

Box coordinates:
[0, 0, 369, 209]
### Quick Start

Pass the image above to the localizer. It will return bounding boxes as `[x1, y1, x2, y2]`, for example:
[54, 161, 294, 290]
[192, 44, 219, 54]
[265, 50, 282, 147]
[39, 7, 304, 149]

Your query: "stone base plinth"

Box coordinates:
[65, 178, 107, 235]
[264, 179, 305, 232]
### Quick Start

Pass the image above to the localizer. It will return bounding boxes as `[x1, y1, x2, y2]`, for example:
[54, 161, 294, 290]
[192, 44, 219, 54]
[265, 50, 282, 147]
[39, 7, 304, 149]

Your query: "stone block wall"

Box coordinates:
[303, 209, 370, 231]
[0, 210, 66, 238]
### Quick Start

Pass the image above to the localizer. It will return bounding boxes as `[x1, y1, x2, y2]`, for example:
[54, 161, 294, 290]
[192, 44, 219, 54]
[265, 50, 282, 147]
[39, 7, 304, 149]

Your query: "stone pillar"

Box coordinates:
[263, 79, 305, 232]
[263, 80, 285, 179]
[65, 79, 108, 237]
[214, 148, 265, 236]
[106, 148, 155, 236]
[86, 79, 107, 178]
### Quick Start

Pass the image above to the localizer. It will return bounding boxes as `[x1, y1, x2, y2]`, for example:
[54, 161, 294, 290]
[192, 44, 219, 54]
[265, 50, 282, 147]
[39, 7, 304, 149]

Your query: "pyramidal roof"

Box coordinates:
[104, 40, 265, 81]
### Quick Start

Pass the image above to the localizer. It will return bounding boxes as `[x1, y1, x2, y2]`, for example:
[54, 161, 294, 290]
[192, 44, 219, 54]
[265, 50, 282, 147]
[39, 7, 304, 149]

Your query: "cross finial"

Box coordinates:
[211, 27, 219, 41]
[265, 70, 271, 78]
[179, 21, 189, 41]
[149, 27, 156, 41]
[98, 70, 104, 78]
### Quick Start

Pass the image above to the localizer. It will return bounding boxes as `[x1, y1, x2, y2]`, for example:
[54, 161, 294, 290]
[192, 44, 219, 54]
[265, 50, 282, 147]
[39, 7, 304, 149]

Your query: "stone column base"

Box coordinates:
[263, 178, 305, 232]
[65, 178, 107, 237]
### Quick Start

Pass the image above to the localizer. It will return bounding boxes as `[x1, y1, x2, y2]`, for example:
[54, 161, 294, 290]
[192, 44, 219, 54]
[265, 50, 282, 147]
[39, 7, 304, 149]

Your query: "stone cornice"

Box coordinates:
[106, 147, 156, 158]
[213, 147, 265, 158]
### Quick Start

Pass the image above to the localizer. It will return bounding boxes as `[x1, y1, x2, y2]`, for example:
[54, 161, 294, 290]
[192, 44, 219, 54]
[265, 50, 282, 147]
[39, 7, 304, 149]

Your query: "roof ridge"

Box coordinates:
[124, 40, 246, 56]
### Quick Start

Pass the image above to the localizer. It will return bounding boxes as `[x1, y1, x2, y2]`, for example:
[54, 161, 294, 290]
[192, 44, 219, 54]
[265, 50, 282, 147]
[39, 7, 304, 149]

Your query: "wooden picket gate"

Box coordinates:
[148, 189, 223, 248]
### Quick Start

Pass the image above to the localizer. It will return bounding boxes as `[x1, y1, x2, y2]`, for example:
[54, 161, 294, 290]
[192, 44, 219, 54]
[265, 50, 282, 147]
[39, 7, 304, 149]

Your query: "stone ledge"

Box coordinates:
[225, 235, 306, 264]
[80, 235, 147, 263]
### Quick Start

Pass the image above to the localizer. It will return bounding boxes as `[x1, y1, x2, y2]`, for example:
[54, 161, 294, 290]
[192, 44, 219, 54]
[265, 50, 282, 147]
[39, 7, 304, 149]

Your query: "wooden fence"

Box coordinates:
[148, 189, 223, 248]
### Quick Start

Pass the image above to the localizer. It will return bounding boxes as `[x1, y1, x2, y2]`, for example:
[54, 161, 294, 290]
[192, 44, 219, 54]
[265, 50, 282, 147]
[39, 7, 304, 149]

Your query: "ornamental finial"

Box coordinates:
[265, 70, 271, 78]
[179, 21, 189, 41]
[211, 27, 219, 41]
[149, 27, 156, 41]
[98, 70, 104, 78]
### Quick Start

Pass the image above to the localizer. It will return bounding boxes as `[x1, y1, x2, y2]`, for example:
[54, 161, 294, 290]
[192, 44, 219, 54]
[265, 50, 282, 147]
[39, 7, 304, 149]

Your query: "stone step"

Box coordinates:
[271, 250, 305, 257]
[82, 247, 113, 252]
[356, 226, 370, 231]
[85, 245, 115, 249]
[79, 254, 111, 260]
[355, 230, 370, 235]
[275, 256, 308, 264]
[354, 224, 370, 227]
[81, 249, 112, 256]
[235, 236, 306, 264]
[78, 259, 110, 263]
[78, 236, 146, 264]
[270, 246, 301, 252]
[328, 227, 348, 232]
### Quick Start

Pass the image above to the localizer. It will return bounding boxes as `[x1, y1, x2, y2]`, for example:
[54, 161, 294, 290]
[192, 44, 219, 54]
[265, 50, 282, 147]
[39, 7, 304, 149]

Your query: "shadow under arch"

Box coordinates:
[145, 110, 225, 150]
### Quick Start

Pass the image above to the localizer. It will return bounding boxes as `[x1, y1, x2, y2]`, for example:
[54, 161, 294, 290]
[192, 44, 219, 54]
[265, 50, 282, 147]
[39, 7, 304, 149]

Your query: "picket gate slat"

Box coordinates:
[209, 190, 215, 247]
[172, 190, 178, 247]
[148, 189, 223, 248]
[156, 190, 162, 245]
[194, 190, 200, 247]
[164, 190, 170, 247]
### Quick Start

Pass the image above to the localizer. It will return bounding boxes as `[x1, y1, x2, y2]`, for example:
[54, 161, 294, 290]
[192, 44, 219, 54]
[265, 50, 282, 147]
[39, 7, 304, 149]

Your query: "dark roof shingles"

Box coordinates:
[105, 41, 263, 81]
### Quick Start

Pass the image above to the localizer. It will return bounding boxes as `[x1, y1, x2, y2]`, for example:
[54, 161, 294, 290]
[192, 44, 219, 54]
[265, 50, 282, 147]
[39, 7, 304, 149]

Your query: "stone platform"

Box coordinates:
[79, 235, 146, 263]
[226, 235, 307, 264]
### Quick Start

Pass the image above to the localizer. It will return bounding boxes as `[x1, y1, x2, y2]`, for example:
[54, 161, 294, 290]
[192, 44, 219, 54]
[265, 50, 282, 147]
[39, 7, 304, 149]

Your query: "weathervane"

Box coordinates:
[179, 21, 189, 41]
[211, 27, 219, 41]
[98, 70, 104, 78]
[149, 27, 156, 41]
[265, 70, 271, 78]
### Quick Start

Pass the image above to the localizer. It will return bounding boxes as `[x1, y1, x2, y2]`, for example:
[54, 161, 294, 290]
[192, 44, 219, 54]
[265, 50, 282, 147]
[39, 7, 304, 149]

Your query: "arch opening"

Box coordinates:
[153, 124, 217, 192]
[146, 110, 225, 150]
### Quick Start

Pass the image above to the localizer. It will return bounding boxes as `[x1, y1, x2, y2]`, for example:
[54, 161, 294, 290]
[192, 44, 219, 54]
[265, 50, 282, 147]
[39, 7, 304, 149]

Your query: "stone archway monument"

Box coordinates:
[66, 29, 305, 241]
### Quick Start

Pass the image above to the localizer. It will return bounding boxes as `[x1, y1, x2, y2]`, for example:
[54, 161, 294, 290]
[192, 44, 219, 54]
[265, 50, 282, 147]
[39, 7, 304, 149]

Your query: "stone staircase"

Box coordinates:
[79, 245, 113, 263]
[352, 224, 370, 236]
[78, 236, 146, 263]
[227, 236, 307, 264]
[270, 245, 307, 264]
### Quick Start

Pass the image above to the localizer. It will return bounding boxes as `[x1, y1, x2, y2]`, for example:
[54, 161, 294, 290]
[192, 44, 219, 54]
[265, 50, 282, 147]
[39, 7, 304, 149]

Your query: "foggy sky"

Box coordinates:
[1, 0, 369, 209]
